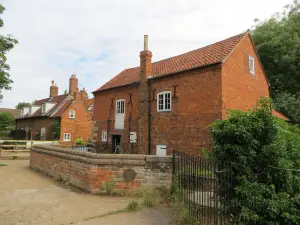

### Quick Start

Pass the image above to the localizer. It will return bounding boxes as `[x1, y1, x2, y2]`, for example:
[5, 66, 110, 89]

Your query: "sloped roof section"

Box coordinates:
[51, 100, 73, 117]
[17, 94, 69, 119]
[95, 32, 247, 92]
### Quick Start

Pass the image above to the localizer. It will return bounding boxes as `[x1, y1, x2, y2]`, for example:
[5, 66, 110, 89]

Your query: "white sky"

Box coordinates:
[0, 0, 293, 108]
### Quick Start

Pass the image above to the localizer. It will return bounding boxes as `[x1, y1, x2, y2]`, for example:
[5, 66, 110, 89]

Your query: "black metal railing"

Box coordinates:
[60, 144, 97, 153]
[173, 151, 232, 225]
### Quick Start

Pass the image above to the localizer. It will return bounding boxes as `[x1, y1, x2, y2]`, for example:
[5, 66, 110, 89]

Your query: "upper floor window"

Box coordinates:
[69, 110, 75, 119]
[116, 100, 125, 114]
[249, 56, 255, 76]
[157, 91, 171, 112]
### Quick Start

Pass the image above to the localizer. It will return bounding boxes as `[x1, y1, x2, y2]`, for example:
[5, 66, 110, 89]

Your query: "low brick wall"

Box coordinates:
[30, 145, 173, 193]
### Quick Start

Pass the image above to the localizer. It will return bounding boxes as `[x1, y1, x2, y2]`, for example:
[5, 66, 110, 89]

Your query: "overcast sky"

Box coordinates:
[1, 0, 293, 108]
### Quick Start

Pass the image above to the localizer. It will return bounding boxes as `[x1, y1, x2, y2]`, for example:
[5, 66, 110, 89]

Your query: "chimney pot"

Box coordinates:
[144, 35, 149, 51]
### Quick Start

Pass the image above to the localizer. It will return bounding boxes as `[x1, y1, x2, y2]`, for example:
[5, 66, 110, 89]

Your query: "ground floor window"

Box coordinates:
[63, 133, 71, 141]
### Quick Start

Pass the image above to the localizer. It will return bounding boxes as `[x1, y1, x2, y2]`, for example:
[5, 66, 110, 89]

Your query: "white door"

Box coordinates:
[115, 100, 125, 129]
[41, 127, 46, 140]
[156, 145, 167, 156]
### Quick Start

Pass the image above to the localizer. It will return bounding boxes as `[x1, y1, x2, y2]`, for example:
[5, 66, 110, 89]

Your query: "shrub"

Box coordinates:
[126, 200, 139, 211]
[210, 97, 300, 224]
[75, 137, 85, 146]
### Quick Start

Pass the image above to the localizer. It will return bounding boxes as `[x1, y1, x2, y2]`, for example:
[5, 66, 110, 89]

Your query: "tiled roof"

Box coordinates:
[34, 94, 68, 106]
[83, 98, 94, 110]
[272, 110, 289, 121]
[51, 100, 73, 117]
[95, 32, 247, 92]
[17, 94, 69, 119]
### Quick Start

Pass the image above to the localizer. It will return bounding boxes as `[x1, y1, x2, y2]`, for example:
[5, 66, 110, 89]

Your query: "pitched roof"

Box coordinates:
[95, 32, 247, 92]
[17, 94, 69, 119]
[51, 100, 73, 117]
[272, 110, 289, 121]
[83, 98, 94, 116]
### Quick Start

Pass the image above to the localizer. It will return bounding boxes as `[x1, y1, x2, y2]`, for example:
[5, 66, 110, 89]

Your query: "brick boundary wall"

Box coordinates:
[30, 145, 173, 193]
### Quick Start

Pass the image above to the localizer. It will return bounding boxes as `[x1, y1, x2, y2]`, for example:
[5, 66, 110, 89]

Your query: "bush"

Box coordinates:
[126, 200, 139, 211]
[75, 137, 85, 146]
[210, 97, 300, 224]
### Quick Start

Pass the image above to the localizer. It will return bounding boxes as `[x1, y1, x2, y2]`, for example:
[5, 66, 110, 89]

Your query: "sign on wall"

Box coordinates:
[130, 132, 137, 143]
[156, 145, 167, 156]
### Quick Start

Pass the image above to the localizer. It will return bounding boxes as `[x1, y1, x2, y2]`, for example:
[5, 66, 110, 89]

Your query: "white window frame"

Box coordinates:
[249, 56, 255, 76]
[116, 99, 125, 114]
[63, 133, 71, 141]
[157, 91, 172, 112]
[41, 104, 46, 114]
[101, 130, 107, 142]
[69, 110, 75, 119]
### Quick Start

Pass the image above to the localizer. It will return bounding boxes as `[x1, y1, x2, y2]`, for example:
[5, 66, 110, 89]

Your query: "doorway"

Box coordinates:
[112, 135, 121, 154]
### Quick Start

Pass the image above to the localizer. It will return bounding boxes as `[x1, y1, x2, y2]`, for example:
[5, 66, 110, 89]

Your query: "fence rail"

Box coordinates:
[173, 151, 232, 225]
[59, 144, 97, 153]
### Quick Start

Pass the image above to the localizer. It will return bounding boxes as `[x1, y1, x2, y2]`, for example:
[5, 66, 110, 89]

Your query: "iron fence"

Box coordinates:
[172, 151, 233, 225]
[59, 144, 97, 153]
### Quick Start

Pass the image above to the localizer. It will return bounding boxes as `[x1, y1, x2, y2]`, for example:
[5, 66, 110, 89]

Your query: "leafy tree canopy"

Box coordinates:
[15, 102, 30, 109]
[0, 112, 15, 130]
[251, 0, 300, 123]
[0, 4, 18, 100]
[210, 98, 300, 224]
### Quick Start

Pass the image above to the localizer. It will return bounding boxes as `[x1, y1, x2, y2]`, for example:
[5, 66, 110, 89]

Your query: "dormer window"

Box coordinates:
[41, 104, 46, 114]
[69, 110, 75, 119]
[88, 104, 94, 111]
[249, 56, 255, 76]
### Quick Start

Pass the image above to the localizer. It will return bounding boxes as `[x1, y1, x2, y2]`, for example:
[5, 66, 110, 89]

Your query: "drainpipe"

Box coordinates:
[148, 80, 152, 155]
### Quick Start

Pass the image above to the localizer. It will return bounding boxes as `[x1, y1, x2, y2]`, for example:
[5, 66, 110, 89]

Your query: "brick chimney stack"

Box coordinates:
[138, 35, 152, 154]
[50, 80, 58, 97]
[80, 88, 87, 101]
[69, 74, 78, 95]
[74, 88, 81, 102]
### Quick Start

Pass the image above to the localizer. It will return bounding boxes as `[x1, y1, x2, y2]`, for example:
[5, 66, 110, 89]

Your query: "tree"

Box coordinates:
[0, 112, 15, 130]
[0, 4, 18, 100]
[15, 102, 30, 109]
[252, 0, 300, 97]
[210, 98, 300, 224]
[275, 92, 300, 124]
[51, 119, 60, 140]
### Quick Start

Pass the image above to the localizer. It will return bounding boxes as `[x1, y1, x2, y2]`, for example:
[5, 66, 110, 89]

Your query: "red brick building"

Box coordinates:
[16, 75, 93, 143]
[92, 32, 284, 155]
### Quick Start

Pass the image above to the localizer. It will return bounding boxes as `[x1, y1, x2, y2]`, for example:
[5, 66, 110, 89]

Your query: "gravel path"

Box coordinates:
[0, 160, 174, 225]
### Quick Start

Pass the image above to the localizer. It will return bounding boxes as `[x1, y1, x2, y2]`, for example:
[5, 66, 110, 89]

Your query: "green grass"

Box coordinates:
[182, 166, 214, 176]
[0, 164, 8, 166]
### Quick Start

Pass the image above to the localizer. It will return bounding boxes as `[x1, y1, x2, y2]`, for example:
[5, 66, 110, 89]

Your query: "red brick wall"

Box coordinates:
[30, 145, 172, 193]
[16, 118, 54, 140]
[60, 102, 92, 143]
[93, 86, 139, 153]
[221, 34, 270, 118]
[150, 65, 222, 155]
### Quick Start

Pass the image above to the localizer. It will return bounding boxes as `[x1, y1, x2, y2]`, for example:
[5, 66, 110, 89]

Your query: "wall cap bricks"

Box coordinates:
[32, 144, 172, 166]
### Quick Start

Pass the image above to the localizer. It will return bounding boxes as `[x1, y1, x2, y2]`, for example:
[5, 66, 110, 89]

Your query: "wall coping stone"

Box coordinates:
[31, 145, 172, 166]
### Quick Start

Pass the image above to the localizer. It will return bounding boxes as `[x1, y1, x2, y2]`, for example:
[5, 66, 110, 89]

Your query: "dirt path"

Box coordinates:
[0, 160, 174, 225]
